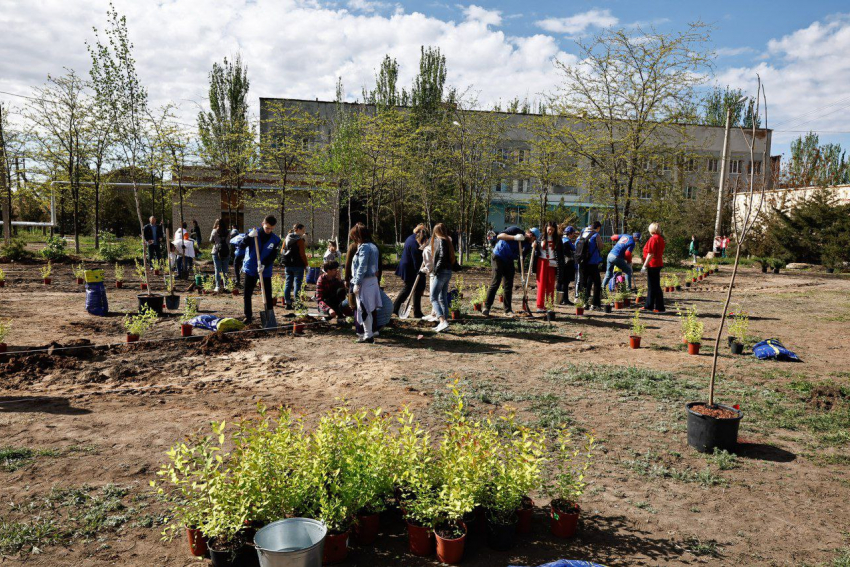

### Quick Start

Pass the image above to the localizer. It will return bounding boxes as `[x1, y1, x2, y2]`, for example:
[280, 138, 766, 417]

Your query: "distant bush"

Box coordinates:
[97, 231, 125, 262]
[0, 239, 29, 261]
[39, 236, 67, 261]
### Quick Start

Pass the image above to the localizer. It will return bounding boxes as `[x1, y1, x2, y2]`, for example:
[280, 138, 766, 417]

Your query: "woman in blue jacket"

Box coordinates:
[350, 224, 381, 343]
[392, 224, 429, 318]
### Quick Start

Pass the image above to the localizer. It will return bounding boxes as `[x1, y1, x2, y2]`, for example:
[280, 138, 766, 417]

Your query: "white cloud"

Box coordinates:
[715, 13, 850, 154]
[536, 9, 618, 35]
[0, 0, 570, 127]
[462, 4, 502, 27]
[715, 46, 755, 57]
[347, 0, 390, 13]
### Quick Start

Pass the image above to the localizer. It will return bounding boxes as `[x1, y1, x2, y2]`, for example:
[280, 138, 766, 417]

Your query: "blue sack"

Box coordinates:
[753, 338, 800, 362]
[306, 266, 322, 285]
[85, 282, 109, 316]
[188, 314, 222, 332]
[510, 561, 607, 567]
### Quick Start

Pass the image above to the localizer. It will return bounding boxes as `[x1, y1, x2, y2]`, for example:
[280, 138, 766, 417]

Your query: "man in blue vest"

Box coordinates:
[482, 225, 536, 317]
[239, 215, 282, 323]
[602, 232, 641, 292]
[576, 221, 603, 309]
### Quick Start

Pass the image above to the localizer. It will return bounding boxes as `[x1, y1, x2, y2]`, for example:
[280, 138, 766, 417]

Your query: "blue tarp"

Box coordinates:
[753, 338, 800, 362]
[510, 562, 606, 567]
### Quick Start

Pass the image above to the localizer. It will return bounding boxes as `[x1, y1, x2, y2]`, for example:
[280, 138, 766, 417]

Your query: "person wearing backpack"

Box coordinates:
[209, 219, 231, 292]
[239, 215, 282, 323]
[559, 225, 578, 304]
[575, 221, 603, 309]
[281, 223, 309, 309]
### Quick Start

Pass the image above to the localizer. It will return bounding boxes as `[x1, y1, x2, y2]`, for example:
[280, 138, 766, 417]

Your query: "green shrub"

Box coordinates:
[39, 236, 67, 261]
[97, 232, 125, 262]
[0, 239, 29, 261]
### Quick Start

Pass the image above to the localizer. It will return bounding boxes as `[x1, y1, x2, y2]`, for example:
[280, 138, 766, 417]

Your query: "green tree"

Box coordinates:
[767, 188, 850, 264]
[784, 132, 849, 188]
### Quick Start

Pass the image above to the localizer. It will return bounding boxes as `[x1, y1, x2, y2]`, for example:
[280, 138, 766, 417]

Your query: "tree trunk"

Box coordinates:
[0, 108, 10, 246]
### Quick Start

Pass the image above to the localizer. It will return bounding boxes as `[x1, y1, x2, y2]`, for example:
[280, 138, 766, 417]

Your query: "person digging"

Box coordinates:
[238, 215, 282, 324]
[482, 226, 537, 318]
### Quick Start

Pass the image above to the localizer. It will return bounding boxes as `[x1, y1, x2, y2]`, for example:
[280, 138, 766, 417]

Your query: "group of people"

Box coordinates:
[142, 216, 208, 279]
[144, 211, 669, 342]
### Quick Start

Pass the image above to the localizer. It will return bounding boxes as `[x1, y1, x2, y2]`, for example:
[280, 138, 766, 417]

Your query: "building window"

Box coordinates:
[512, 179, 520, 193]
[522, 179, 530, 193]
[505, 206, 523, 225]
[748, 161, 762, 174]
[730, 160, 743, 174]
[684, 186, 698, 200]
[707, 158, 718, 172]
[638, 186, 652, 200]
[661, 160, 671, 173]
[684, 158, 696, 172]
[220, 189, 244, 231]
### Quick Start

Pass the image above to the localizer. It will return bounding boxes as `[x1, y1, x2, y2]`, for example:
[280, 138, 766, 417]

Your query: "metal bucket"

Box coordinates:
[254, 518, 327, 567]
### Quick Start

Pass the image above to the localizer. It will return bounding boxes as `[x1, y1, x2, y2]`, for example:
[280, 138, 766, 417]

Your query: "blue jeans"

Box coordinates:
[430, 269, 452, 319]
[284, 267, 305, 307]
[212, 255, 228, 288]
[602, 253, 633, 291]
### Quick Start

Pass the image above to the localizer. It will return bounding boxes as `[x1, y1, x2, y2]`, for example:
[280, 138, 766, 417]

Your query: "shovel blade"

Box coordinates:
[259, 309, 278, 329]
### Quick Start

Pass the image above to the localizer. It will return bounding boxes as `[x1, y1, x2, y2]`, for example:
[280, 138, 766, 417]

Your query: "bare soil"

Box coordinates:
[1, 258, 849, 566]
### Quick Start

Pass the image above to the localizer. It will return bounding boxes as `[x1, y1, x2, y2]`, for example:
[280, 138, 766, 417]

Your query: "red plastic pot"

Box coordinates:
[451, 310, 461, 320]
[613, 301, 623, 309]
[624, 298, 631, 307]
[181, 323, 193, 337]
[629, 335, 641, 349]
[140, 283, 148, 290]
[473, 303, 482, 312]
[76, 277, 84, 285]
[293, 323, 305, 335]
[499, 295, 504, 303]
[0, 343, 7, 353]
[0, 280, 5, 287]
[352, 513, 379, 545]
[516, 497, 534, 534]
[126, 334, 140, 343]
[550, 502, 580, 538]
[698, 276, 704, 281]
[43, 278, 51, 285]
[406, 520, 435, 557]
[636, 296, 644, 303]
[688, 342, 701, 355]
[323, 530, 349, 565]
[154, 269, 161, 276]
[231, 289, 239, 296]
[435, 522, 467, 565]
[116, 281, 123, 289]
[186, 526, 207, 557]
[575, 307, 584, 316]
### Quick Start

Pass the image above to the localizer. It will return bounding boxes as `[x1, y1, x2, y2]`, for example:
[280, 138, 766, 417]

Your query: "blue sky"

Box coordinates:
[2, 0, 849, 158]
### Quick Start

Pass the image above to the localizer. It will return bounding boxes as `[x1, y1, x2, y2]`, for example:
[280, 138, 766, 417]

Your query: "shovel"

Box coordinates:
[253, 234, 278, 329]
[399, 273, 423, 319]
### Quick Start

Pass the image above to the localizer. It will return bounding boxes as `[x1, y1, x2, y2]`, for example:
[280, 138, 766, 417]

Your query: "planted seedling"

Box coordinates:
[0, 266, 6, 287]
[630, 309, 645, 349]
[73, 263, 87, 284]
[546, 428, 596, 538]
[574, 296, 586, 315]
[202, 275, 216, 295]
[40, 262, 53, 284]
[0, 318, 10, 352]
[123, 304, 158, 341]
[134, 260, 148, 290]
[729, 310, 749, 354]
[114, 263, 125, 287]
[684, 308, 704, 355]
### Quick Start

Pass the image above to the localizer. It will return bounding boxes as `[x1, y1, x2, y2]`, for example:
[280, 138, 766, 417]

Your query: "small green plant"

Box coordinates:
[39, 236, 67, 260]
[221, 273, 234, 293]
[574, 296, 586, 309]
[0, 266, 5, 282]
[72, 262, 87, 281]
[40, 262, 53, 280]
[98, 231, 125, 262]
[123, 304, 158, 337]
[709, 448, 738, 470]
[294, 285, 309, 317]
[471, 284, 487, 308]
[180, 299, 198, 324]
[202, 275, 216, 293]
[729, 310, 749, 344]
[114, 263, 125, 282]
[497, 283, 504, 297]
[1, 238, 29, 261]
[546, 428, 596, 514]
[450, 291, 465, 314]
[134, 259, 146, 280]
[271, 274, 285, 298]
[630, 310, 646, 337]
[670, 274, 680, 288]
[0, 318, 10, 344]
[637, 285, 647, 298]
[683, 308, 704, 344]
[545, 294, 556, 312]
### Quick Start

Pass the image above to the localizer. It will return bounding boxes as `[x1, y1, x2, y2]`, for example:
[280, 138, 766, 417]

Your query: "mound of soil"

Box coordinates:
[195, 332, 252, 355]
[0, 353, 80, 387]
[690, 403, 740, 419]
[808, 385, 847, 411]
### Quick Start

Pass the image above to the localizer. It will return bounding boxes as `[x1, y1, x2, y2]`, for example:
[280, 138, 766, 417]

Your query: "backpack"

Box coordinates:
[574, 233, 592, 265]
[215, 237, 230, 259]
[281, 237, 297, 267]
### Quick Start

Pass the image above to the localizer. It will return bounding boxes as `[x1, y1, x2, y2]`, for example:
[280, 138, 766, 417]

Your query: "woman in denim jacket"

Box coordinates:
[349, 224, 381, 343]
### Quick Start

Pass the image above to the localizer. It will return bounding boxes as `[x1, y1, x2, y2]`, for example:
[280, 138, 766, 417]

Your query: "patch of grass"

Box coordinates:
[708, 448, 739, 470]
[528, 394, 573, 431]
[0, 447, 60, 472]
[680, 535, 720, 557]
[623, 451, 727, 487]
[457, 318, 550, 336]
[634, 501, 657, 513]
[0, 519, 60, 554]
[830, 547, 850, 567]
[545, 364, 703, 402]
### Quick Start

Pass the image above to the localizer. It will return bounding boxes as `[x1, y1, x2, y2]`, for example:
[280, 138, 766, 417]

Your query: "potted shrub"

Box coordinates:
[601, 288, 613, 313]
[755, 257, 769, 274]
[152, 258, 163, 276]
[134, 259, 148, 290]
[612, 287, 624, 310]
[728, 310, 748, 355]
[547, 429, 595, 539]
[497, 284, 505, 304]
[470, 284, 487, 312]
[222, 274, 238, 296]
[163, 261, 180, 310]
[0, 266, 6, 288]
[574, 296, 586, 316]
[73, 262, 87, 285]
[271, 274, 285, 306]
[629, 309, 645, 349]
[202, 275, 216, 295]
[635, 285, 646, 304]
[123, 304, 158, 342]
[180, 300, 197, 337]
[684, 309, 704, 355]
[544, 295, 557, 322]
[449, 293, 464, 321]
[293, 287, 310, 334]
[0, 318, 10, 353]
[41, 261, 53, 285]
[114, 263, 125, 288]
[771, 257, 785, 274]
[672, 274, 682, 291]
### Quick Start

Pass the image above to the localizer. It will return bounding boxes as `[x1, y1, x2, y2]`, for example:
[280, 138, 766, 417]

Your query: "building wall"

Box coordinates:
[733, 184, 850, 229]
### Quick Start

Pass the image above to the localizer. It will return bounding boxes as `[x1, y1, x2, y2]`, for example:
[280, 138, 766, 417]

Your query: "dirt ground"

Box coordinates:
[1, 257, 849, 566]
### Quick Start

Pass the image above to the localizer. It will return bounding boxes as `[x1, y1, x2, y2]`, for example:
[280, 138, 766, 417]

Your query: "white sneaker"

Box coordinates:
[422, 315, 438, 322]
[214, 287, 220, 292]
[435, 321, 449, 333]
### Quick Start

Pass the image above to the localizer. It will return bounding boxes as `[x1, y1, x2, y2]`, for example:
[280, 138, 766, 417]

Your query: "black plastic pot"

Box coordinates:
[685, 282, 691, 287]
[731, 342, 744, 355]
[545, 311, 556, 321]
[209, 543, 259, 567]
[137, 293, 164, 315]
[686, 402, 743, 453]
[603, 304, 612, 313]
[486, 516, 517, 551]
[773, 268, 780, 274]
[727, 336, 736, 347]
[761, 265, 768, 273]
[165, 294, 180, 310]
[826, 268, 835, 274]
